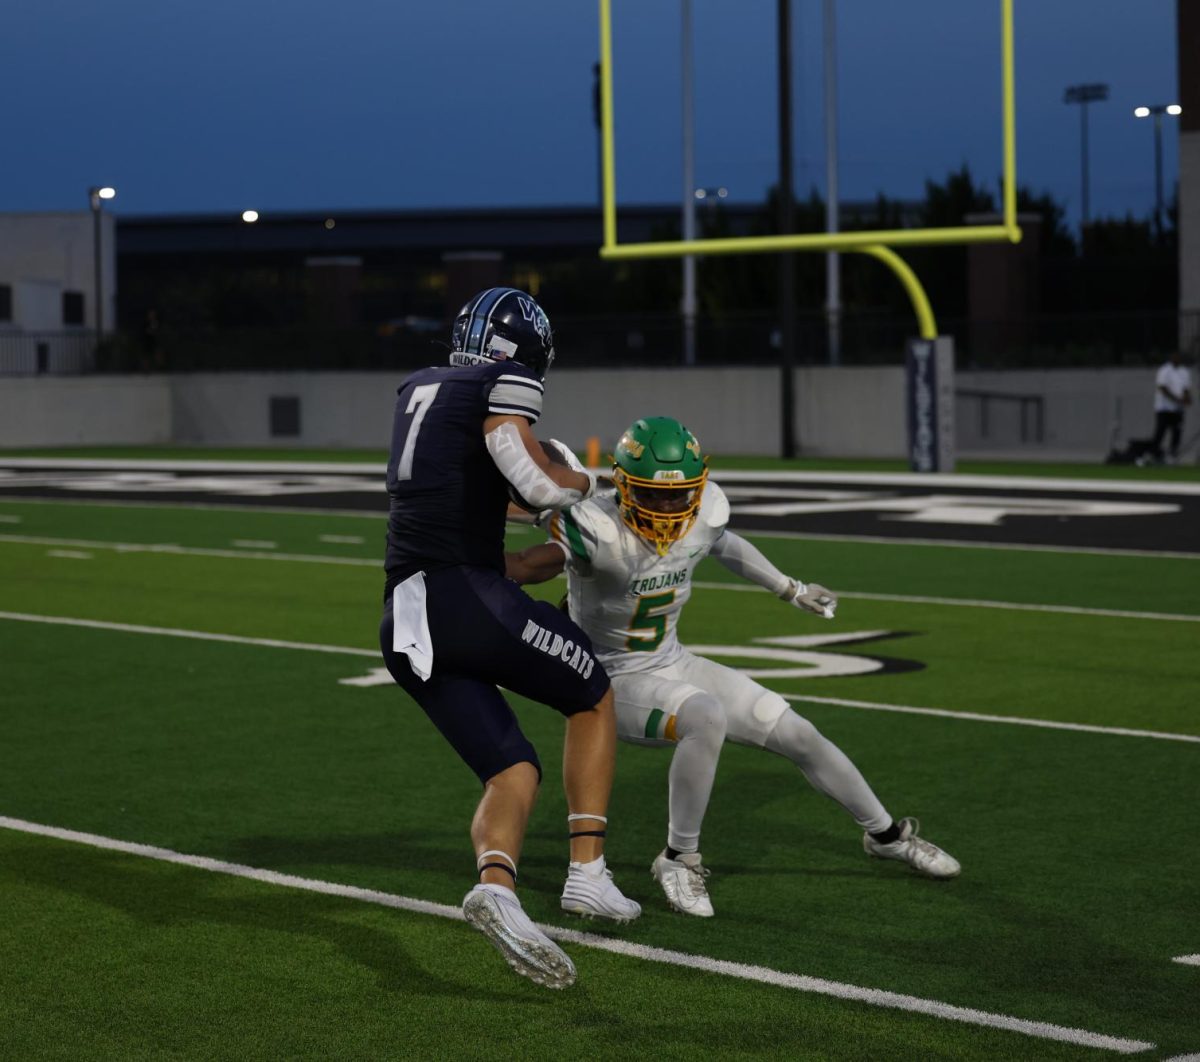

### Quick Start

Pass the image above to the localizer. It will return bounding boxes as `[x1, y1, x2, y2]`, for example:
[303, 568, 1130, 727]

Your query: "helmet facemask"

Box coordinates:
[611, 417, 708, 556]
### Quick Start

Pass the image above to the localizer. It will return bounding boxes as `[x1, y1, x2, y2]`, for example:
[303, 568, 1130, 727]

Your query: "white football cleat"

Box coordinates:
[462, 884, 576, 989]
[560, 858, 642, 922]
[651, 850, 714, 917]
[863, 817, 960, 879]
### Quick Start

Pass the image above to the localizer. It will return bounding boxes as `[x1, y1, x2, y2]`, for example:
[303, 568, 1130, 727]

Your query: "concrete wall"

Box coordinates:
[0, 365, 1177, 460]
[0, 375, 170, 447]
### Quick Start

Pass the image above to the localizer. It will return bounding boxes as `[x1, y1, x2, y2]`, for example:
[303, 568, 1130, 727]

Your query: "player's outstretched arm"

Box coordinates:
[709, 530, 837, 619]
[505, 543, 568, 585]
[484, 414, 595, 508]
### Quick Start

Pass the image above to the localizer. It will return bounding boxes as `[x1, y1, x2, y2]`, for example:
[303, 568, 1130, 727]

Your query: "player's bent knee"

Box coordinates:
[675, 692, 727, 748]
[764, 709, 822, 758]
[747, 690, 790, 746]
[479, 735, 543, 787]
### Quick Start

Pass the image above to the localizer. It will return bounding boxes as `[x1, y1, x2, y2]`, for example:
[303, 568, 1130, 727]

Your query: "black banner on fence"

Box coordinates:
[906, 336, 955, 472]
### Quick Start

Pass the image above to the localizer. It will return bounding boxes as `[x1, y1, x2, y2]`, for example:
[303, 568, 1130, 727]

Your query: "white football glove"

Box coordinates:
[780, 579, 837, 619]
[545, 439, 597, 500]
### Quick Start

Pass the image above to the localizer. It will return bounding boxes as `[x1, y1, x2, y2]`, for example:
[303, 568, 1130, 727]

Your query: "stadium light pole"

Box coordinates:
[823, 0, 841, 366]
[777, 0, 797, 458]
[88, 185, 116, 346]
[1133, 103, 1182, 233]
[1063, 83, 1108, 232]
[681, 0, 697, 366]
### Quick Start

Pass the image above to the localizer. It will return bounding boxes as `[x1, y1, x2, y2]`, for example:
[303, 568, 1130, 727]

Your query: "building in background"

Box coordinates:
[0, 212, 115, 373]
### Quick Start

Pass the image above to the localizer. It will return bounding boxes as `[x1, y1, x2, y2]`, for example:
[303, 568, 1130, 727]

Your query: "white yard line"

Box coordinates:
[0, 813, 1156, 1055]
[2, 610, 1197, 745]
[2, 534, 1196, 623]
[318, 534, 365, 545]
[230, 539, 277, 549]
[785, 693, 1200, 745]
[1, 494, 1195, 558]
[0, 611, 378, 658]
[45, 550, 93, 560]
[0, 534, 378, 567]
[741, 527, 1200, 561]
[1173, 955, 1200, 966]
[692, 582, 1200, 624]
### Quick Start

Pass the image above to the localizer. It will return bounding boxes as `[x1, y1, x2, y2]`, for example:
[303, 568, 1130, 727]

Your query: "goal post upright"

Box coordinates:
[595, 0, 1022, 279]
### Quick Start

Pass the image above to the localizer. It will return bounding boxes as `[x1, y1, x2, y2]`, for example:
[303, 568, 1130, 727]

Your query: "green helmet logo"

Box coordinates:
[612, 416, 708, 554]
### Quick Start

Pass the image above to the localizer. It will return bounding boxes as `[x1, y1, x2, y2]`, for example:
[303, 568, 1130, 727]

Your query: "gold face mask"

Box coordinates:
[613, 466, 708, 555]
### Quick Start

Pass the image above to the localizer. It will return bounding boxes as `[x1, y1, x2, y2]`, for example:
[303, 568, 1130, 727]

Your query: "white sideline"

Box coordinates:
[2, 610, 1197, 746]
[0, 814, 1155, 1055]
[3, 534, 1198, 625]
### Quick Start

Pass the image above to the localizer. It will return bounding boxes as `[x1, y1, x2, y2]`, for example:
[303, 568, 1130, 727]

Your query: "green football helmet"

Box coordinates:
[612, 416, 708, 555]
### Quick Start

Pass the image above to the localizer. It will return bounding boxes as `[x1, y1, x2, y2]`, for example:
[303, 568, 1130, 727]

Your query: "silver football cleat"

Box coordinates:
[462, 885, 576, 989]
[651, 850, 715, 917]
[863, 817, 961, 879]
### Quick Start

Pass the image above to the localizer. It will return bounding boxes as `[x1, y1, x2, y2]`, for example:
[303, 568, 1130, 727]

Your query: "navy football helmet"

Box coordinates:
[449, 287, 556, 380]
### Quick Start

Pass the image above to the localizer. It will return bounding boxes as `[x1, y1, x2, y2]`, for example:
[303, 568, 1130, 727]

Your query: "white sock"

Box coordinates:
[575, 855, 606, 874]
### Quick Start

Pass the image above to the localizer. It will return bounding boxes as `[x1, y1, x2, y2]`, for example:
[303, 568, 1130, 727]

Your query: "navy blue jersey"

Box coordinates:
[384, 359, 544, 588]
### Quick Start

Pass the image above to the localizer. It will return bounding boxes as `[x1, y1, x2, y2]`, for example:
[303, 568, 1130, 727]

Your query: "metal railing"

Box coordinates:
[0, 331, 97, 375]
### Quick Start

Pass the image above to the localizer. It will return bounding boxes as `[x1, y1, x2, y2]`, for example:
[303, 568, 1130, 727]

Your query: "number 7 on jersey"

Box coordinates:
[394, 383, 441, 481]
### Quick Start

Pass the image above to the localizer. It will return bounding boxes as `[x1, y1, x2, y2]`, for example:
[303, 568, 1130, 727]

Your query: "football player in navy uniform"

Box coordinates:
[380, 288, 640, 990]
[506, 416, 960, 919]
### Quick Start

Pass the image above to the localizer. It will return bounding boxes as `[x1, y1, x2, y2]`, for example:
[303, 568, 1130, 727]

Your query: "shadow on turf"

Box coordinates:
[2, 841, 550, 1007]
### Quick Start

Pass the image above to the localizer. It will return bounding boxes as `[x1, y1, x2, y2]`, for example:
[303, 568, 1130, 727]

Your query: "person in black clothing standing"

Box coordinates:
[380, 287, 640, 990]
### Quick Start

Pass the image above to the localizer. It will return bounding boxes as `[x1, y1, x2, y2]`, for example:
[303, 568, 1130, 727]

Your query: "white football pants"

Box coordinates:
[610, 649, 892, 852]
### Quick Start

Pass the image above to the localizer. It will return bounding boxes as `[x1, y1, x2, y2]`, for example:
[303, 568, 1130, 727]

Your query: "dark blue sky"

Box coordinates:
[1, 1, 1179, 229]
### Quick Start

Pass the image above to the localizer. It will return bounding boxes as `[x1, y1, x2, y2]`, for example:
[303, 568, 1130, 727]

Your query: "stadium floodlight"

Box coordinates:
[241, 210, 259, 223]
[1063, 82, 1109, 230]
[1133, 104, 1183, 231]
[87, 185, 117, 343]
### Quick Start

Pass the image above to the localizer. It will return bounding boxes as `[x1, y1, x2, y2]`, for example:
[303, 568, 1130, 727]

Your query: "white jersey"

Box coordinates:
[540, 483, 730, 676]
[1155, 363, 1192, 413]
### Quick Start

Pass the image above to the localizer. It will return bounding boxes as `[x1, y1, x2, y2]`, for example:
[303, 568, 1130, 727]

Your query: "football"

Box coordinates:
[508, 441, 569, 512]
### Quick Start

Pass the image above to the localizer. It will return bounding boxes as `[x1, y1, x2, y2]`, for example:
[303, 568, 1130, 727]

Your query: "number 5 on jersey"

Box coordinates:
[626, 591, 676, 651]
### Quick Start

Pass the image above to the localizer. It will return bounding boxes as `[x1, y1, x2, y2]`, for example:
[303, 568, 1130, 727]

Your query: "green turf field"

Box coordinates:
[1, 491, 1197, 1059]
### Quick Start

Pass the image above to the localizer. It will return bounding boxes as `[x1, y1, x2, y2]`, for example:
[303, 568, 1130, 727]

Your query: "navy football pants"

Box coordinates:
[380, 565, 610, 785]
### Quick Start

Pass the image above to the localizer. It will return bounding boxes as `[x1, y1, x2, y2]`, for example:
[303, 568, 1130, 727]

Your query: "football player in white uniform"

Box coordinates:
[506, 417, 959, 918]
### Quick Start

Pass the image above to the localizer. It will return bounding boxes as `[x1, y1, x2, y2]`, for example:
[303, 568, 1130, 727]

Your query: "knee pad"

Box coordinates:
[746, 690, 790, 744]
[764, 709, 822, 759]
[675, 692, 727, 748]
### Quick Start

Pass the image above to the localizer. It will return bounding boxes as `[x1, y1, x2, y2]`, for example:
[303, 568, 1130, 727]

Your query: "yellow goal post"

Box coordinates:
[597, 0, 1021, 338]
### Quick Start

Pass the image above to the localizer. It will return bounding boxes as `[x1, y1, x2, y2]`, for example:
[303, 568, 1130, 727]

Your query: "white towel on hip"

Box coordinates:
[392, 571, 433, 681]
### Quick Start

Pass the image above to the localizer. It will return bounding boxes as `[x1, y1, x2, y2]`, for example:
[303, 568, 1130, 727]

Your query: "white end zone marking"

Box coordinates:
[1173, 955, 1200, 966]
[0, 814, 1157, 1055]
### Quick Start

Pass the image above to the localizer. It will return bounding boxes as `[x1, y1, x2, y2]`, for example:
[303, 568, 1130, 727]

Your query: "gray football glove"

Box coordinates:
[780, 579, 838, 619]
